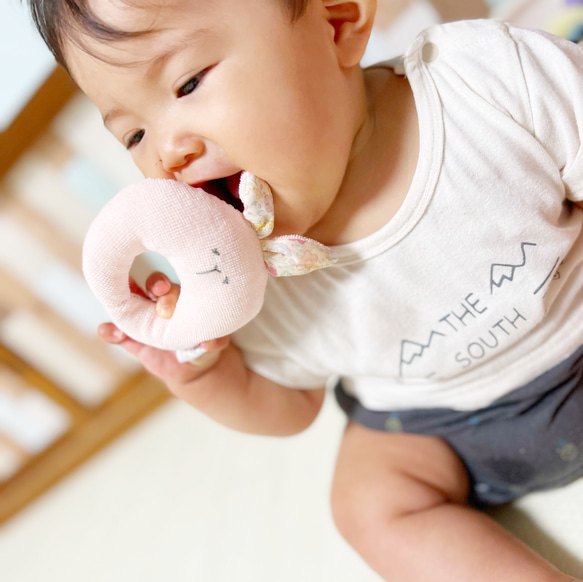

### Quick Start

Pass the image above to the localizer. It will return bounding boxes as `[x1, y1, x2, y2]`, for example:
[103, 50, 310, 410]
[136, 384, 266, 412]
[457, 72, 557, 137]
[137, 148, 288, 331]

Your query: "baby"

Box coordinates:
[28, 0, 583, 580]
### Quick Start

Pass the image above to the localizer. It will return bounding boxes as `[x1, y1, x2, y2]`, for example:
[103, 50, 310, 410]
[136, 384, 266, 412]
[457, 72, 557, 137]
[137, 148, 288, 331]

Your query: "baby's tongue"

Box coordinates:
[227, 171, 243, 199]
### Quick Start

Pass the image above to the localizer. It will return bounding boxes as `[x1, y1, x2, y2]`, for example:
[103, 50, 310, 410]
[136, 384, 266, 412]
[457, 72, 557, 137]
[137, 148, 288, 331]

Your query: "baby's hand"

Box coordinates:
[98, 272, 230, 384]
[144, 271, 180, 319]
[147, 271, 227, 370]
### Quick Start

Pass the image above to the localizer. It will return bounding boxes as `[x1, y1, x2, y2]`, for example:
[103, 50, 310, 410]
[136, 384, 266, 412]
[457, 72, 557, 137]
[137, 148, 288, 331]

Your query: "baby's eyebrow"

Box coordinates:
[101, 45, 183, 129]
[103, 108, 123, 130]
[145, 26, 214, 79]
[144, 44, 180, 82]
[102, 27, 214, 129]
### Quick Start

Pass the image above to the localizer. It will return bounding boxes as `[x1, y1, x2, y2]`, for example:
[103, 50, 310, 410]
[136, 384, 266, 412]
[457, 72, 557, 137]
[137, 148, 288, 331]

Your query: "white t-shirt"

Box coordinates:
[232, 20, 583, 412]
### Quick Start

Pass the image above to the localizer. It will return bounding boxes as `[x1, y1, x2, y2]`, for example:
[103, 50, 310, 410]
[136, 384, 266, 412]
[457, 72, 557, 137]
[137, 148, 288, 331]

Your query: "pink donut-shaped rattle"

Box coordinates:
[82, 178, 268, 351]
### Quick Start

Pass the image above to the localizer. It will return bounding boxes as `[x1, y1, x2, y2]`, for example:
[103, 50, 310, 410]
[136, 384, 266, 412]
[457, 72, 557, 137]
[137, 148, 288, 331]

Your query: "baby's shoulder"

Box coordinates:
[403, 19, 581, 133]
[412, 18, 583, 87]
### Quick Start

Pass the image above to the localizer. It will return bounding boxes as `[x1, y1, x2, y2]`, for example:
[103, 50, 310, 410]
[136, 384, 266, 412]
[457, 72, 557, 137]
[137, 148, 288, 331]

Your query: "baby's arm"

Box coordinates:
[99, 273, 325, 436]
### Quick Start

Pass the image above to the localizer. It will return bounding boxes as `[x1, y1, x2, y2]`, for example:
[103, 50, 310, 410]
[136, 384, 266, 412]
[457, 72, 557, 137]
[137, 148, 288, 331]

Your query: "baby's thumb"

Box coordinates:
[156, 282, 180, 319]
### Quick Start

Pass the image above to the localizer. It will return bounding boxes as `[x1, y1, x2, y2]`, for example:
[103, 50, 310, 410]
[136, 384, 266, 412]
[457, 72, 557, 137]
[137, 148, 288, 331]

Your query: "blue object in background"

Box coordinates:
[62, 155, 119, 211]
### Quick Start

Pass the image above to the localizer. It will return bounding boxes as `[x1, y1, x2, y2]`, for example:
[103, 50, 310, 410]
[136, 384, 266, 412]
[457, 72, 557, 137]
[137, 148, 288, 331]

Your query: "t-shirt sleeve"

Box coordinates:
[508, 25, 583, 201]
[231, 325, 328, 390]
[416, 20, 583, 201]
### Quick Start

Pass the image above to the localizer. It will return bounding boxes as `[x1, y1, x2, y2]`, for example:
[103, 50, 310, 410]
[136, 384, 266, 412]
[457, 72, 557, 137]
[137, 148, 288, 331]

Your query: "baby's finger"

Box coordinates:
[98, 322, 126, 343]
[145, 271, 173, 298]
[156, 282, 181, 318]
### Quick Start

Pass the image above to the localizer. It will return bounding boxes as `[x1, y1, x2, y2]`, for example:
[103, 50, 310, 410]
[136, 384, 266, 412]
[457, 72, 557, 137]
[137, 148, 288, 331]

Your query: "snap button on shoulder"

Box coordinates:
[421, 42, 439, 63]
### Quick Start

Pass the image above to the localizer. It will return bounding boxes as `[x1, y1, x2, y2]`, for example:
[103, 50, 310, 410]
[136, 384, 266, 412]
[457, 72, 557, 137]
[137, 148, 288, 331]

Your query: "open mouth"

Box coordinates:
[197, 171, 244, 212]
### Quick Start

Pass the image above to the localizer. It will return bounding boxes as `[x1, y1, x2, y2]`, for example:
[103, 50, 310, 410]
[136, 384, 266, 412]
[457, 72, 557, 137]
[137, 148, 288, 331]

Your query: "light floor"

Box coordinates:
[0, 392, 582, 582]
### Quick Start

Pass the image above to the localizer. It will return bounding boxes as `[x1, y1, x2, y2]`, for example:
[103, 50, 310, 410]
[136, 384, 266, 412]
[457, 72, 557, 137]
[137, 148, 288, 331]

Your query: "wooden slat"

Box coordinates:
[0, 267, 130, 382]
[428, 0, 489, 21]
[374, 0, 410, 28]
[0, 67, 78, 183]
[0, 192, 82, 272]
[0, 343, 87, 424]
[32, 131, 75, 170]
[374, 0, 490, 27]
[0, 431, 31, 460]
[0, 372, 170, 525]
[0, 267, 37, 313]
[0, 431, 31, 482]
[0, 51, 173, 528]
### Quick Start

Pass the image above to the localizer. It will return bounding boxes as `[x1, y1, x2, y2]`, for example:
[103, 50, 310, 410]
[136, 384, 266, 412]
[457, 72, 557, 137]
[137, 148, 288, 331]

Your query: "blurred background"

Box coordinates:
[0, 1, 582, 581]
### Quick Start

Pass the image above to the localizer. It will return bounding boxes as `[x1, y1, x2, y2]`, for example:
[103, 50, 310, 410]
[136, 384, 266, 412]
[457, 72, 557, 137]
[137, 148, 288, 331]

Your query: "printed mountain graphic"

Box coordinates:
[399, 331, 446, 377]
[490, 242, 536, 294]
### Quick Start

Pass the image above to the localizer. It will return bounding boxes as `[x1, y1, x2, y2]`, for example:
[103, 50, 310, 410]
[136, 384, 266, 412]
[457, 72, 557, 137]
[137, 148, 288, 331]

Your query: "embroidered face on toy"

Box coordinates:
[82, 173, 336, 352]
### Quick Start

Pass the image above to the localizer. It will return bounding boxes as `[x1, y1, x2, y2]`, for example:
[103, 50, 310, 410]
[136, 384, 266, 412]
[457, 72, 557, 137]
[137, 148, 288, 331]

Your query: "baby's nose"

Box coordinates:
[160, 136, 205, 175]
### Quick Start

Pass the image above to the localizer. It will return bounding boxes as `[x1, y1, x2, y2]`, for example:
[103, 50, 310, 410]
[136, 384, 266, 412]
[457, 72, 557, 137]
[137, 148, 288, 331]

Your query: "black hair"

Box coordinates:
[26, 0, 310, 72]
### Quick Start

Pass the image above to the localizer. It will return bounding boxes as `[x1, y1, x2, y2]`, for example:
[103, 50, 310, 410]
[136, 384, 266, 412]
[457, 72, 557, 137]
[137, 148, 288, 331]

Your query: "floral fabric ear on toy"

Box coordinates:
[82, 172, 337, 361]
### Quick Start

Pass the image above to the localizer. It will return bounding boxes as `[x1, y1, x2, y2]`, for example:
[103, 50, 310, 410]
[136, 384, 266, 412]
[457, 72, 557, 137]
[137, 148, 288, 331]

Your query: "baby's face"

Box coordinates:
[66, 0, 363, 237]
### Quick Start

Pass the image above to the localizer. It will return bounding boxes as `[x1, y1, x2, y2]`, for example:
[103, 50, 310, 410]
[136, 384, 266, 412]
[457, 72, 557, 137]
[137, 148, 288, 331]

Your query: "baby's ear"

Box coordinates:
[322, 0, 376, 68]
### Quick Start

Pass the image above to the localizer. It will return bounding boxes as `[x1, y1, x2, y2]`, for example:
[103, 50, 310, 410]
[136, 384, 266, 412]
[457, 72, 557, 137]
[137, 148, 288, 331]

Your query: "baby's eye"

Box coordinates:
[176, 66, 211, 98]
[126, 129, 145, 149]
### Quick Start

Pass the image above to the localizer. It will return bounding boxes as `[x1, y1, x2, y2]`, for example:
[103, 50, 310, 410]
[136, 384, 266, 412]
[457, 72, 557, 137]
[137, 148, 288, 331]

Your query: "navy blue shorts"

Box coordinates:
[335, 346, 583, 507]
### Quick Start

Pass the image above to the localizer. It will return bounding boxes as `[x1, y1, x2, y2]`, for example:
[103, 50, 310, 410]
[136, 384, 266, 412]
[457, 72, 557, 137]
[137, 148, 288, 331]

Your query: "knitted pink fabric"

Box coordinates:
[82, 179, 267, 351]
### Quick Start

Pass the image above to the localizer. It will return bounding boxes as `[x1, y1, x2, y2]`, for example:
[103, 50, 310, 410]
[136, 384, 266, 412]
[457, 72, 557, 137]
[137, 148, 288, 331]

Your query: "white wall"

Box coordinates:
[0, 0, 55, 131]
